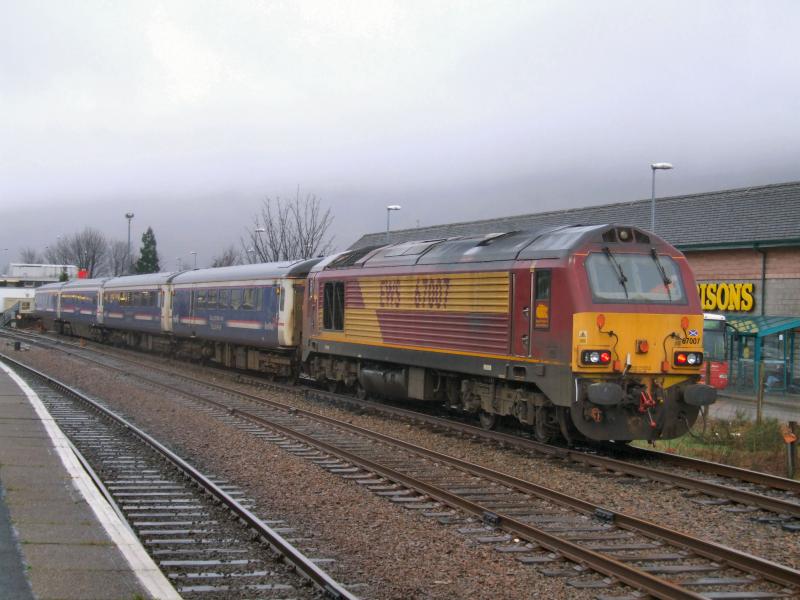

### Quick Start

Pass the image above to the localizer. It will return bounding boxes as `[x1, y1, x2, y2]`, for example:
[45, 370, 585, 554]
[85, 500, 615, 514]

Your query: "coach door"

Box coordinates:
[511, 270, 532, 357]
[306, 272, 319, 336]
[161, 285, 173, 332]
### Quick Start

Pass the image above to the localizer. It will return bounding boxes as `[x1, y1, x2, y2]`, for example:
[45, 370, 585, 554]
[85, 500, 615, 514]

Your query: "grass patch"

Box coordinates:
[640, 411, 795, 477]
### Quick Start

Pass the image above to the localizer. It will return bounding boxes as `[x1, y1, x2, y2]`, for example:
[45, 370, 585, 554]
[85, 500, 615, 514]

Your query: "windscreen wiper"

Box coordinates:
[603, 246, 629, 299]
[650, 248, 673, 301]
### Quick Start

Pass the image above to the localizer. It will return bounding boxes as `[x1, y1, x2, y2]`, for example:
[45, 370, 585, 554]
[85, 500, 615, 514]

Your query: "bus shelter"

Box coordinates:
[725, 316, 800, 393]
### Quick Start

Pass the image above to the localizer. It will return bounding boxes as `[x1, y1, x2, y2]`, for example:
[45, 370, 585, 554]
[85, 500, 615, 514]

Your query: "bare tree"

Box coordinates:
[44, 228, 108, 277]
[108, 240, 134, 276]
[242, 188, 334, 263]
[43, 237, 72, 265]
[19, 247, 42, 263]
[211, 245, 242, 268]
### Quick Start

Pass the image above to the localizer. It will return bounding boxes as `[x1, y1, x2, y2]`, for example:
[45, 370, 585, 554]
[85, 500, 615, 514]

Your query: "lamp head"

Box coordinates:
[650, 162, 673, 170]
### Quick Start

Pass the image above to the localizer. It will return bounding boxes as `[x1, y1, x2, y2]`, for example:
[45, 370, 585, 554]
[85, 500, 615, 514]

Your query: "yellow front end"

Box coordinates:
[569, 311, 714, 441]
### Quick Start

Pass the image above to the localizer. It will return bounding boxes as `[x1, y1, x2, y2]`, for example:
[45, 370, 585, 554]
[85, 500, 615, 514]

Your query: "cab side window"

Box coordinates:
[534, 270, 551, 330]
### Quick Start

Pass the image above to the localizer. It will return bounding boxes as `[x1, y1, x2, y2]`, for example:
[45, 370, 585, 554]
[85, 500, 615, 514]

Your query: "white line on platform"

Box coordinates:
[0, 361, 181, 600]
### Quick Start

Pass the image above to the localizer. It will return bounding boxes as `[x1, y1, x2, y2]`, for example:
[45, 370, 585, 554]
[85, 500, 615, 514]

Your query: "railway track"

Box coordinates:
[0, 352, 359, 600]
[5, 331, 800, 599]
[6, 328, 799, 528]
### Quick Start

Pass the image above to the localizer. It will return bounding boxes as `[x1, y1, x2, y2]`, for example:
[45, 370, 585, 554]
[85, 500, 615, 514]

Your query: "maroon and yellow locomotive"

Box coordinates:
[303, 224, 715, 442]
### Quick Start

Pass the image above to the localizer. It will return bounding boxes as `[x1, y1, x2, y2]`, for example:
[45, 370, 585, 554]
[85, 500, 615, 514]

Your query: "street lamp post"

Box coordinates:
[386, 205, 401, 243]
[650, 163, 673, 232]
[190, 251, 197, 269]
[254, 227, 265, 261]
[125, 212, 134, 272]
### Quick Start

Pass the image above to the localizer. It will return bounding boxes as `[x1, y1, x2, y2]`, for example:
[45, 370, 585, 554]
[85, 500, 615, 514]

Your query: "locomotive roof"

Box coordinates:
[324, 224, 656, 269]
[172, 258, 323, 284]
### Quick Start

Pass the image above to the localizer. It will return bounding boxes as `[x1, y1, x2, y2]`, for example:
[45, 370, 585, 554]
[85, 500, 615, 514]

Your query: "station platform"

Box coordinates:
[0, 358, 178, 600]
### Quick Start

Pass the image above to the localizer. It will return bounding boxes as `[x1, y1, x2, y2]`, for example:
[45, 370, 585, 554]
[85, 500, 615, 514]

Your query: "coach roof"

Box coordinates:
[36, 282, 65, 292]
[60, 277, 109, 290]
[103, 273, 176, 288]
[172, 258, 323, 285]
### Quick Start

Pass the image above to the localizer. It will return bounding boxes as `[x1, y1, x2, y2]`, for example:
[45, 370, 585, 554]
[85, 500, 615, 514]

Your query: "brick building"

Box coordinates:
[350, 180, 800, 391]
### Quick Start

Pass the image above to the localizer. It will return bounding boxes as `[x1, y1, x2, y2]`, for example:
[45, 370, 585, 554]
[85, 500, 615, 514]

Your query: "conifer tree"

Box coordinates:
[135, 227, 160, 274]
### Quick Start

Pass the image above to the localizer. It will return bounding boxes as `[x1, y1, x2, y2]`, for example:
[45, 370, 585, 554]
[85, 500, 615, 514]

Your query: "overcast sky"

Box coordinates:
[2, 1, 799, 270]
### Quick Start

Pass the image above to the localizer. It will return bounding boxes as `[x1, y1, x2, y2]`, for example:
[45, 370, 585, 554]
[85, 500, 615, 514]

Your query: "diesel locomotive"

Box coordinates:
[33, 224, 716, 442]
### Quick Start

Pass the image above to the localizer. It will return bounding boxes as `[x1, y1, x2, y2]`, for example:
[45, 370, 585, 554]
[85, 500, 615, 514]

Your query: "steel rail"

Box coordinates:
[622, 445, 800, 494]
[0, 353, 359, 600]
[19, 343, 792, 597]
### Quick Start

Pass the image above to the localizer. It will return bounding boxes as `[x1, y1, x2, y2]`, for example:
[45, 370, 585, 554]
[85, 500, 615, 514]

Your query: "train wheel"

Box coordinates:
[327, 379, 340, 393]
[478, 410, 497, 430]
[354, 382, 367, 400]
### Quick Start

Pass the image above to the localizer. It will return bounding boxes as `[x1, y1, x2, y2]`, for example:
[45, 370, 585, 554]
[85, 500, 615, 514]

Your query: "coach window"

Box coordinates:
[196, 289, 207, 309]
[243, 288, 256, 310]
[323, 281, 345, 331]
[218, 288, 230, 309]
[231, 288, 242, 310]
[207, 289, 218, 309]
[534, 270, 551, 330]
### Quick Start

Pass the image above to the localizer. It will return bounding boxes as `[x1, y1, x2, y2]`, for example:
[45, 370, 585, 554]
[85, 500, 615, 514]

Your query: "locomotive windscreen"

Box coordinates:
[585, 251, 687, 304]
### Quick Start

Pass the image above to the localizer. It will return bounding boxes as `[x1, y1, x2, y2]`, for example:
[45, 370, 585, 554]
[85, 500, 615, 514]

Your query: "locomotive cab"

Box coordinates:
[569, 226, 716, 441]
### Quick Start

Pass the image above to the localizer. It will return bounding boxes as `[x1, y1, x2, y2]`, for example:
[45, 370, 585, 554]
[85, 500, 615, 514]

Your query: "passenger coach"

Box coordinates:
[170, 260, 320, 375]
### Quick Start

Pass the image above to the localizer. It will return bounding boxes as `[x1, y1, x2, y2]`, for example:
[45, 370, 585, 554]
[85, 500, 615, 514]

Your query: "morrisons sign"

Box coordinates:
[697, 282, 755, 312]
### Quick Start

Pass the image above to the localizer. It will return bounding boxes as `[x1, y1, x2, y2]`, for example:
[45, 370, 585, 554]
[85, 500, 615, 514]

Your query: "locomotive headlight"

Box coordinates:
[687, 353, 698, 365]
[581, 350, 612, 366]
